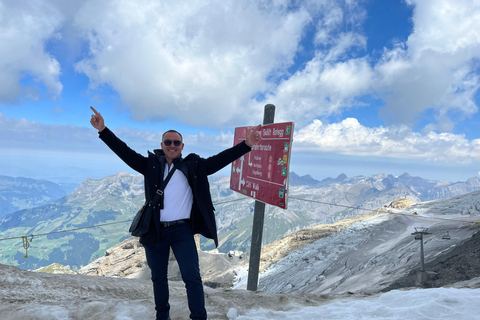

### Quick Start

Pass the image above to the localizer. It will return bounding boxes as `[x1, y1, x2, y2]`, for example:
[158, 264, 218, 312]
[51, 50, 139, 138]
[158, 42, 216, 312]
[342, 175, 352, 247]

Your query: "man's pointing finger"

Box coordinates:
[90, 106, 99, 115]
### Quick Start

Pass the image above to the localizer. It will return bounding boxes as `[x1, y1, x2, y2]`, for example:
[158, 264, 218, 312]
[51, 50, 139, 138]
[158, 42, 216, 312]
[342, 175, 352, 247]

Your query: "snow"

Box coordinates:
[1, 262, 480, 320]
[232, 288, 480, 319]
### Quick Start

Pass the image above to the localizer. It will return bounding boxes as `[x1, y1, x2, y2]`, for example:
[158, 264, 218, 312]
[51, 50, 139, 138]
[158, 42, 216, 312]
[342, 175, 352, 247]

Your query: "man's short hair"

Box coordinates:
[162, 130, 183, 141]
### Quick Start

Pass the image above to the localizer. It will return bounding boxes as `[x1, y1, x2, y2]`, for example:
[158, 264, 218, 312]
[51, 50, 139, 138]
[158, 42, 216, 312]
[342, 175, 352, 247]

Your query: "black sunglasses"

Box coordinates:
[163, 139, 182, 147]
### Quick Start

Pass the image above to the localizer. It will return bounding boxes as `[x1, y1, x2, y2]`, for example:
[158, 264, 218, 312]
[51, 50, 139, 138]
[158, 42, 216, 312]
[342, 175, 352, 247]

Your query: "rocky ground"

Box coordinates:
[259, 209, 382, 273]
[76, 209, 382, 289]
[78, 236, 249, 289]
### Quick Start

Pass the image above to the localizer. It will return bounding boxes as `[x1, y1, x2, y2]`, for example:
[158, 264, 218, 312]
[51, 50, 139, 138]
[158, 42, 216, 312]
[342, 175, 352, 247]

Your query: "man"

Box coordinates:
[89, 106, 262, 320]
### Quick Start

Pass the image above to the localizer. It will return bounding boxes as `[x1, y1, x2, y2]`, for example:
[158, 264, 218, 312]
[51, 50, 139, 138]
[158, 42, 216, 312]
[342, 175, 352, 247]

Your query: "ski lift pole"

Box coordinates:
[247, 104, 275, 292]
[419, 233, 425, 272]
[411, 227, 431, 272]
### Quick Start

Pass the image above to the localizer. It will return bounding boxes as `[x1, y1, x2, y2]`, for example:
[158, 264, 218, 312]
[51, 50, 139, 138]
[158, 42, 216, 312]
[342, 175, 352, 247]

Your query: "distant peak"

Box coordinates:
[288, 172, 320, 186]
[117, 171, 134, 176]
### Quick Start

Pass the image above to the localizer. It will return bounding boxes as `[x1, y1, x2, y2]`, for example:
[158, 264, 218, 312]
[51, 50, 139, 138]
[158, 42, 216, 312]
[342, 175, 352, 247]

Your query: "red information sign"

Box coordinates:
[230, 122, 294, 209]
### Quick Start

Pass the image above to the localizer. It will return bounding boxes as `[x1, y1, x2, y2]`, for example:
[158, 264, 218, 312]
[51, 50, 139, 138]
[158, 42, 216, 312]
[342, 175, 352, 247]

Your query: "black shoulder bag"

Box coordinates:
[129, 166, 177, 237]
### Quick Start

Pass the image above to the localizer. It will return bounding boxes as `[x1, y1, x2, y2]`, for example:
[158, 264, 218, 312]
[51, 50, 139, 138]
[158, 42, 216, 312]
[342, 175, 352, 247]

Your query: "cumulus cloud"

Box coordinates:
[1, 0, 479, 136]
[3, 0, 480, 183]
[3, 110, 480, 183]
[268, 0, 480, 131]
[272, 56, 375, 127]
[264, 1, 375, 126]
[72, 0, 311, 127]
[294, 118, 480, 163]
[68, 0, 478, 133]
[372, 0, 480, 127]
[0, 0, 64, 102]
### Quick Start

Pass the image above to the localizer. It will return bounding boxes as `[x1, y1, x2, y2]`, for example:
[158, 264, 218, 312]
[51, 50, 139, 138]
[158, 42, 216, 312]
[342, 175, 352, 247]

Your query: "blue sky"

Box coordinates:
[1, 0, 480, 185]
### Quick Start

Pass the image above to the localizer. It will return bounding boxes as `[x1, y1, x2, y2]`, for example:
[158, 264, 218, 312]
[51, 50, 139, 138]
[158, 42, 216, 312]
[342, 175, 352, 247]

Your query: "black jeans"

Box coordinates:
[144, 223, 207, 320]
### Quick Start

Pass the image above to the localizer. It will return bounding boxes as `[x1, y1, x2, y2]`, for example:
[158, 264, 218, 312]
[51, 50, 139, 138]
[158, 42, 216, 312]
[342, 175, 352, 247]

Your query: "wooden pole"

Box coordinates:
[247, 104, 275, 291]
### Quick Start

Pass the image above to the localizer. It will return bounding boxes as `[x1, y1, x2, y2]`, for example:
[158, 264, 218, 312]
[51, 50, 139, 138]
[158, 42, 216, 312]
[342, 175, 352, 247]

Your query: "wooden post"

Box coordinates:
[247, 104, 275, 291]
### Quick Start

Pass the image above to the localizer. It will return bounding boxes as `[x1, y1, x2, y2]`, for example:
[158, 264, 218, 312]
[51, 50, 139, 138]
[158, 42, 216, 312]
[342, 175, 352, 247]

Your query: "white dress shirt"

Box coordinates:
[160, 163, 193, 222]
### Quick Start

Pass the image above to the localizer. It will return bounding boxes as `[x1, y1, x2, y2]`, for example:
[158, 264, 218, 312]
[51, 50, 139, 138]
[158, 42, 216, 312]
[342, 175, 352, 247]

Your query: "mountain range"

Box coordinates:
[1, 187, 480, 319]
[0, 175, 70, 219]
[1, 171, 480, 271]
[0, 172, 144, 270]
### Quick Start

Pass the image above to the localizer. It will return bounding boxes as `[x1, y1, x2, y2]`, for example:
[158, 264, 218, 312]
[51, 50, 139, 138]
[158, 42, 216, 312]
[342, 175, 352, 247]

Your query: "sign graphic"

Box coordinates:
[230, 122, 294, 209]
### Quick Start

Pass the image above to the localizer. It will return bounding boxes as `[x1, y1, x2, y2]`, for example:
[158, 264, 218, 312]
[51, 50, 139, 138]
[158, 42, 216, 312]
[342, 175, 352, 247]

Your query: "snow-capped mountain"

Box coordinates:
[208, 172, 480, 252]
[289, 172, 480, 202]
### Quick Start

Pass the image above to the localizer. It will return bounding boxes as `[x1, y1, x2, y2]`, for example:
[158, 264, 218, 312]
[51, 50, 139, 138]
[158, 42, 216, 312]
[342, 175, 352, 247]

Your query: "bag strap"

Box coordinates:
[150, 165, 177, 206]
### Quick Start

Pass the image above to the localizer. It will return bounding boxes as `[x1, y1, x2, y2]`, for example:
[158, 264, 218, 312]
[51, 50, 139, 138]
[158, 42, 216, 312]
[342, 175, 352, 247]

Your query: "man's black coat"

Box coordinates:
[99, 127, 251, 247]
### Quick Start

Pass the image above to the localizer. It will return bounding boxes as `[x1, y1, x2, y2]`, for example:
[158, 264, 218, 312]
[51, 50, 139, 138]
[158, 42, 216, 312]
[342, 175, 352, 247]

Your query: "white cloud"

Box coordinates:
[0, 112, 96, 151]
[0, 0, 64, 102]
[260, 1, 374, 127]
[1, 0, 479, 137]
[376, 0, 480, 127]
[0, 112, 233, 157]
[3, 0, 480, 183]
[271, 55, 375, 127]
[0, 112, 235, 182]
[2, 112, 480, 183]
[313, 2, 344, 45]
[73, 0, 311, 127]
[5, 111, 480, 169]
[267, 0, 480, 131]
[294, 118, 480, 163]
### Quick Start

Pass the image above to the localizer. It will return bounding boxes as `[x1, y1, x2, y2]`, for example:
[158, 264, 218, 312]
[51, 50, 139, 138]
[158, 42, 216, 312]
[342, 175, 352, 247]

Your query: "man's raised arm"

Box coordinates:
[90, 106, 106, 132]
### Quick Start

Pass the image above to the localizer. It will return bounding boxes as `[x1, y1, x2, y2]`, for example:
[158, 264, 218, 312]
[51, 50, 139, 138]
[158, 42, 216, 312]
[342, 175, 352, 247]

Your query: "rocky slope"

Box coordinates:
[384, 224, 480, 291]
[78, 236, 249, 289]
[258, 191, 480, 294]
